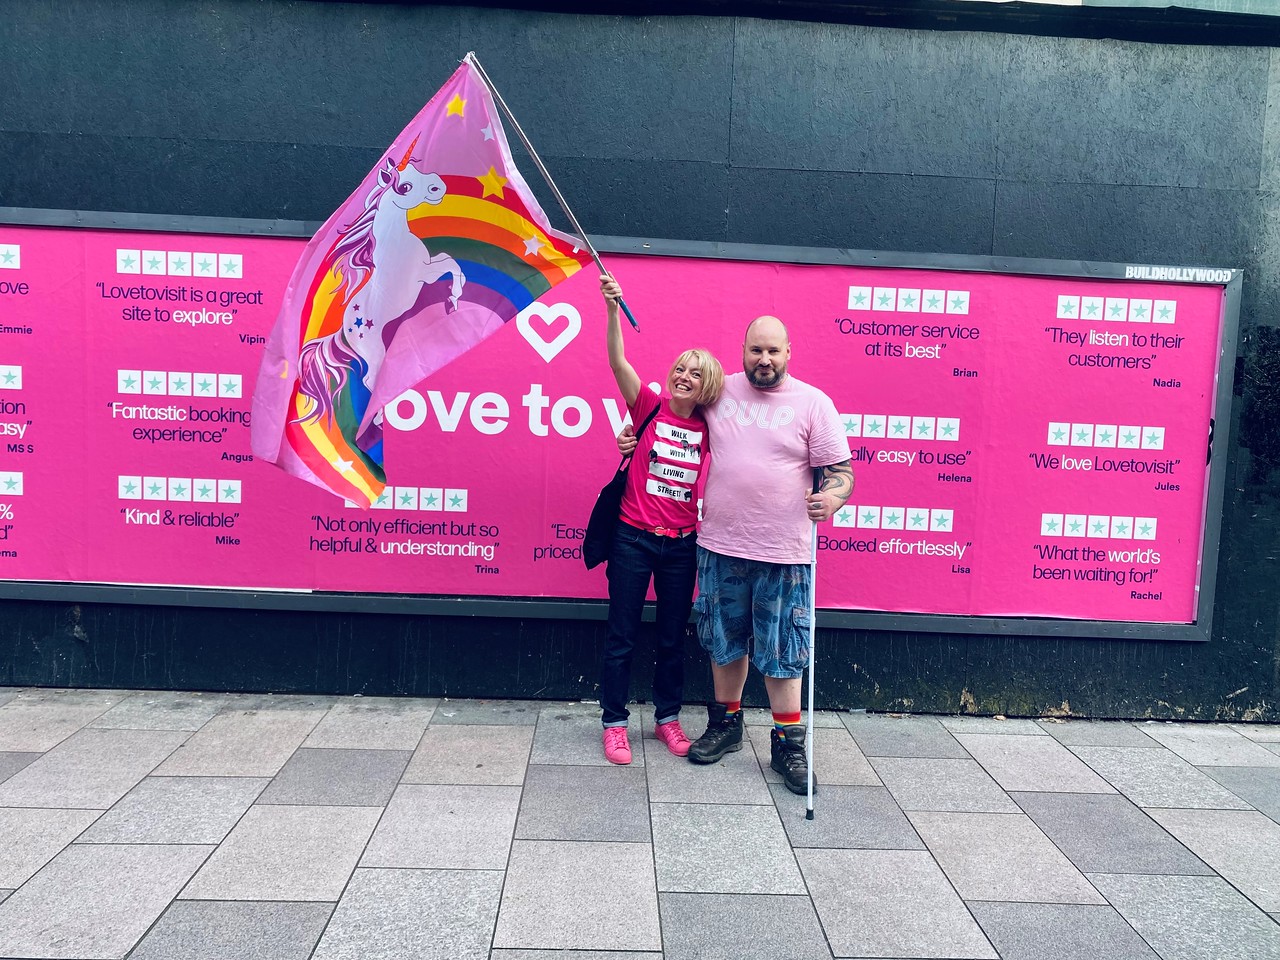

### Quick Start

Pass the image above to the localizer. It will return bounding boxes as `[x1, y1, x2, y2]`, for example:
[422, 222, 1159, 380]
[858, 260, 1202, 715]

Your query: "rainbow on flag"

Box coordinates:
[251, 54, 591, 506]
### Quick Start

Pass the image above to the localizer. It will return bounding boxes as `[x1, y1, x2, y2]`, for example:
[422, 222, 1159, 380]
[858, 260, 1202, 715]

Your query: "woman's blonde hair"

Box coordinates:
[669, 348, 724, 408]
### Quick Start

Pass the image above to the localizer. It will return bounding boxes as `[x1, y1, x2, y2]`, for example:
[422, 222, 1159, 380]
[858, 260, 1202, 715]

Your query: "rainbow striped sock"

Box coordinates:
[773, 711, 801, 735]
[722, 700, 741, 716]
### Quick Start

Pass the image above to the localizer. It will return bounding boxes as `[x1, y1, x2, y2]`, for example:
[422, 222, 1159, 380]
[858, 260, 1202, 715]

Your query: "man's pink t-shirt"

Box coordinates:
[618, 387, 708, 533]
[698, 372, 850, 565]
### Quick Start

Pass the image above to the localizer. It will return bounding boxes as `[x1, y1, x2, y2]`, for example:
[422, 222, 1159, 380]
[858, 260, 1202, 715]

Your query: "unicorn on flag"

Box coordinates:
[296, 144, 466, 435]
[252, 54, 601, 507]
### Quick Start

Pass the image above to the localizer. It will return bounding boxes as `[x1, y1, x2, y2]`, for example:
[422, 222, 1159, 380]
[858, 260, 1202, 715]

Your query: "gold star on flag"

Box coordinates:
[446, 94, 466, 117]
[478, 166, 508, 198]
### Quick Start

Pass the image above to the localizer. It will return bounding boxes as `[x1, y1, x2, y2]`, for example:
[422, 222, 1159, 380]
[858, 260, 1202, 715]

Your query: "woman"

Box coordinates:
[598, 275, 724, 764]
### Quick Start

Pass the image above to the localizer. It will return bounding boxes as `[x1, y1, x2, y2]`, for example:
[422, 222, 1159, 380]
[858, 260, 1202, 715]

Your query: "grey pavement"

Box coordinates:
[0, 689, 1277, 959]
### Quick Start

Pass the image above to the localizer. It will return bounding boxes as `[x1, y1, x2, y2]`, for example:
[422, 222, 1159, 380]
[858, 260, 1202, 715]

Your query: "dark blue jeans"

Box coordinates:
[601, 521, 697, 727]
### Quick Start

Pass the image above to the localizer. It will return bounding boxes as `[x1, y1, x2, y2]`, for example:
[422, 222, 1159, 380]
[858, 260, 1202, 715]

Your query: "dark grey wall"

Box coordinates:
[2, 0, 1278, 719]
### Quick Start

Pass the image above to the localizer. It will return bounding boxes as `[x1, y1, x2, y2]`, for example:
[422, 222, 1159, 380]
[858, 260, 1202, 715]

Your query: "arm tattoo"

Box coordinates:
[818, 460, 854, 504]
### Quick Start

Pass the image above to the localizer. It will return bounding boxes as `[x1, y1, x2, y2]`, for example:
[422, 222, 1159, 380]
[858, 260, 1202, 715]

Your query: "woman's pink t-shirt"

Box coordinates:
[617, 388, 708, 533]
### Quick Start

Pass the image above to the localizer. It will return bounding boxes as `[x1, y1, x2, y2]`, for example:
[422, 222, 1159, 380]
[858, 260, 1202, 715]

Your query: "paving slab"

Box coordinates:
[0, 688, 18, 708]
[1230, 723, 1280, 743]
[361, 783, 520, 869]
[0, 689, 130, 751]
[770, 783, 924, 849]
[402, 724, 533, 785]
[153, 708, 326, 777]
[0, 807, 102, 886]
[1089, 873, 1280, 960]
[643, 729, 773, 804]
[494, 840, 661, 951]
[1011, 791, 1211, 875]
[1044, 720, 1160, 748]
[841, 713, 969, 758]
[302, 696, 438, 749]
[431, 698, 543, 724]
[1147, 808, 1280, 911]
[660, 891, 832, 959]
[941, 716, 1048, 736]
[1140, 723, 1280, 767]
[491, 954, 661, 960]
[909, 811, 1106, 904]
[1069, 745, 1254, 809]
[957, 733, 1115, 793]
[651, 802, 804, 893]
[749, 724, 880, 786]
[0, 750, 39, 783]
[515, 763, 651, 841]
[1202, 765, 1280, 822]
[0, 727, 188, 808]
[870, 757, 1020, 812]
[314, 867, 502, 960]
[798, 848, 997, 959]
[130, 900, 333, 960]
[968, 901, 1159, 960]
[0, 842, 211, 959]
[77, 776, 267, 844]
[531, 709, 645, 766]
[257, 747, 410, 806]
[180, 804, 380, 901]
[89, 691, 227, 731]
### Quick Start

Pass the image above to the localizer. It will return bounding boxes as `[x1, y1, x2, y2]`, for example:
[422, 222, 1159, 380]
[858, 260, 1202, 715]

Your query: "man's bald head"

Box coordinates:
[742, 315, 791, 389]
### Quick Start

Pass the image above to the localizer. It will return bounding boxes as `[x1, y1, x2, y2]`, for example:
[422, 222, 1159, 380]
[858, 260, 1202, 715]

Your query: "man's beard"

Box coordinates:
[747, 364, 784, 388]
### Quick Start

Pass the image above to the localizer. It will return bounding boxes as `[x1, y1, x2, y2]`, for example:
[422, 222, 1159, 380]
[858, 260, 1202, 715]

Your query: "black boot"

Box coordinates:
[771, 724, 818, 795]
[687, 702, 744, 764]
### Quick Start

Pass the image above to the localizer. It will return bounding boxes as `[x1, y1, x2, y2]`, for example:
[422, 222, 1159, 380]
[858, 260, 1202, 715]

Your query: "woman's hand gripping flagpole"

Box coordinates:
[466, 52, 640, 331]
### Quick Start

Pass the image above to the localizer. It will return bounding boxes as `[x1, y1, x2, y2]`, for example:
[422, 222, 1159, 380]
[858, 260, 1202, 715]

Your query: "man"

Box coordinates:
[620, 312, 852, 793]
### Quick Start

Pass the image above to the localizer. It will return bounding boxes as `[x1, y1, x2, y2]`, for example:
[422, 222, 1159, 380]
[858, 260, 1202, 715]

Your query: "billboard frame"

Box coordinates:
[0, 206, 1241, 641]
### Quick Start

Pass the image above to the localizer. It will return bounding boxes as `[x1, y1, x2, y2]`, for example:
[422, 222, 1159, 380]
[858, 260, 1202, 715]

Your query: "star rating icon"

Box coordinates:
[842, 416, 861, 437]
[196, 255, 216, 274]
[0, 245, 18, 268]
[847, 287, 871, 309]
[864, 419, 883, 436]
[420, 488, 443, 511]
[834, 508, 855, 527]
[168, 479, 190, 501]
[399, 490, 417, 508]
[117, 249, 140, 273]
[444, 488, 468, 512]
[118, 476, 140, 499]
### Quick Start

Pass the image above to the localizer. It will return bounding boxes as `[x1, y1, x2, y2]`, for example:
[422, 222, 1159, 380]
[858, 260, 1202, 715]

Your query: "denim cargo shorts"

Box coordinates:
[692, 546, 812, 679]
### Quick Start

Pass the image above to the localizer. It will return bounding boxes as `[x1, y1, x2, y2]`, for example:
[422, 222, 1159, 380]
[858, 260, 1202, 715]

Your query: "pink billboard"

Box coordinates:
[0, 224, 1230, 625]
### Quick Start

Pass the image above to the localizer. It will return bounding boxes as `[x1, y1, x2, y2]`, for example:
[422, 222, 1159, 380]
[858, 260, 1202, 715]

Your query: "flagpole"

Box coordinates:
[807, 471, 819, 820]
[466, 52, 640, 331]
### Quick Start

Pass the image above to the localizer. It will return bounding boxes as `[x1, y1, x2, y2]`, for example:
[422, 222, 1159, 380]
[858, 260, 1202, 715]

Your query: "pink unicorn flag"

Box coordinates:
[251, 53, 592, 506]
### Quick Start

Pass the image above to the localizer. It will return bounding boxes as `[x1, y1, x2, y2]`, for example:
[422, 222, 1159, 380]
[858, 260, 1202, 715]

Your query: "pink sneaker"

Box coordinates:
[603, 726, 632, 764]
[655, 719, 692, 757]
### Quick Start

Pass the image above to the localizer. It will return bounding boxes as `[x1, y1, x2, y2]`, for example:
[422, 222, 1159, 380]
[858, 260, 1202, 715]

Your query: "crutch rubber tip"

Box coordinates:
[805, 809, 814, 820]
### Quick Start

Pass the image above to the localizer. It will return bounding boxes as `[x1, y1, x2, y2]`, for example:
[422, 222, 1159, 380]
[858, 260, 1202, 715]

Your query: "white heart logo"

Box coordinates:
[517, 302, 581, 363]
